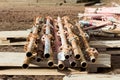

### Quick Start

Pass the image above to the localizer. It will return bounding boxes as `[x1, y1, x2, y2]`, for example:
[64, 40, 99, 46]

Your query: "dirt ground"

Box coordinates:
[0, 4, 84, 31]
[0, 1, 120, 80]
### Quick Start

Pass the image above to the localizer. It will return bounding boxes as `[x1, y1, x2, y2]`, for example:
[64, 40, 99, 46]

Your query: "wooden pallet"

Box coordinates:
[0, 31, 115, 73]
[0, 52, 111, 73]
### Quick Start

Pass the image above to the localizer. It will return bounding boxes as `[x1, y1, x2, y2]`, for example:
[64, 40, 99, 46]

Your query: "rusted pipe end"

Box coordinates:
[48, 60, 54, 67]
[75, 54, 81, 60]
[90, 56, 96, 63]
[81, 61, 87, 68]
[58, 64, 65, 70]
[26, 52, 32, 57]
[22, 64, 29, 69]
[65, 54, 70, 59]
[44, 53, 50, 58]
[70, 61, 76, 67]
[36, 57, 41, 62]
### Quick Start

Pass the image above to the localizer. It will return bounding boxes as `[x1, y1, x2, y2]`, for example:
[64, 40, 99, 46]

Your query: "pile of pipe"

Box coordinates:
[78, 2, 120, 37]
[23, 16, 98, 70]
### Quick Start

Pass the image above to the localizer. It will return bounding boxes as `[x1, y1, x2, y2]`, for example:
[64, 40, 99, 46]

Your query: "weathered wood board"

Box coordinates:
[90, 40, 120, 48]
[0, 41, 26, 46]
[0, 52, 111, 70]
[0, 30, 30, 39]
[63, 74, 120, 80]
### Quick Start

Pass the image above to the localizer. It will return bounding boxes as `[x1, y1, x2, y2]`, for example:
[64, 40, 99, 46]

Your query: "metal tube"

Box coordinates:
[63, 17, 83, 60]
[26, 25, 38, 57]
[47, 47, 54, 67]
[35, 51, 42, 62]
[44, 36, 51, 58]
[22, 53, 37, 69]
[76, 23, 98, 63]
[43, 17, 53, 58]
[58, 60, 65, 70]
[53, 22, 65, 70]
[57, 16, 70, 59]
[22, 57, 30, 69]
[47, 60, 54, 67]
[62, 16, 87, 68]
[24, 16, 42, 68]
[69, 56, 76, 67]
[81, 61, 87, 68]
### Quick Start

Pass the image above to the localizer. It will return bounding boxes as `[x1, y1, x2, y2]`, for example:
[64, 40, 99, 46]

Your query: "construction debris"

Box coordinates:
[1, 3, 120, 73]
[78, 4, 120, 37]
[23, 16, 99, 70]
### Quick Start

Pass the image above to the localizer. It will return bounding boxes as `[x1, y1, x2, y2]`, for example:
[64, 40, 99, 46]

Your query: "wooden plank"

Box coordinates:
[0, 40, 10, 44]
[0, 30, 30, 39]
[64, 74, 120, 80]
[0, 52, 26, 67]
[0, 52, 111, 68]
[0, 41, 26, 46]
[103, 51, 120, 54]
[0, 68, 65, 75]
[0, 68, 87, 75]
[90, 40, 120, 48]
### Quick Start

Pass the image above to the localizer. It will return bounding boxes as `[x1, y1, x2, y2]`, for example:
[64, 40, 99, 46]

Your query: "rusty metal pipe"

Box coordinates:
[22, 53, 37, 69]
[69, 56, 76, 67]
[66, 26, 81, 60]
[58, 60, 65, 70]
[26, 52, 33, 57]
[53, 22, 65, 70]
[35, 52, 42, 62]
[36, 57, 41, 62]
[70, 61, 76, 67]
[47, 60, 54, 67]
[26, 25, 38, 57]
[86, 48, 97, 63]
[62, 16, 87, 68]
[22, 58, 30, 69]
[43, 17, 53, 58]
[57, 16, 70, 59]
[76, 23, 98, 63]
[44, 36, 51, 58]
[81, 61, 87, 68]
[63, 16, 82, 60]
[23, 16, 43, 68]
[47, 47, 54, 67]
